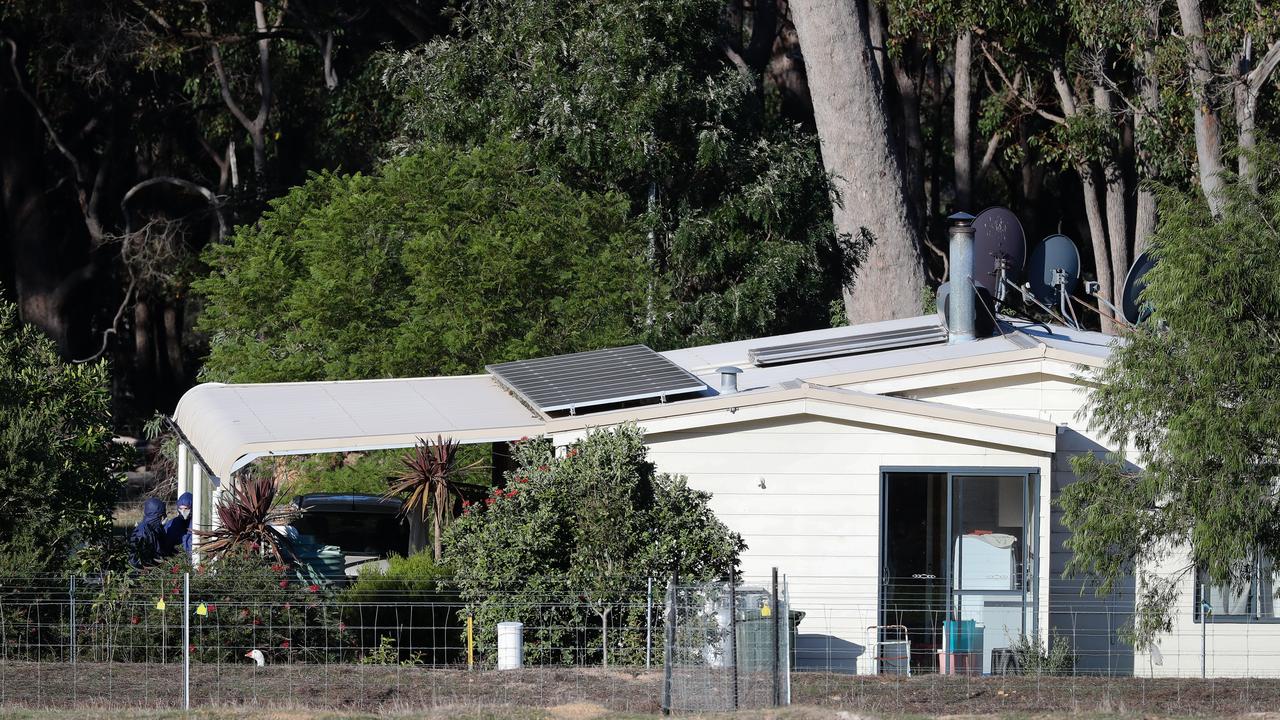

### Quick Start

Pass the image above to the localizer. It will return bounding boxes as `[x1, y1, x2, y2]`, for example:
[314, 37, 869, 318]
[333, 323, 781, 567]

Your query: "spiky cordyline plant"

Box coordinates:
[196, 472, 298, 563]
[386, 436, 486, 561]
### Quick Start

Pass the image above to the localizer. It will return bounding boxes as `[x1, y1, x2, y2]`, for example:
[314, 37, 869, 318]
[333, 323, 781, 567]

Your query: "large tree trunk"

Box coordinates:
[1053, 68, 1117, 334]
[1134, 11, 1160, 256]
[1093, 84, 1130, 306]
[953, 28, 974, 210]
[1235, 37, 1280, 190]
[1, 89, 73, 351]
[788, 0, 925, 323]
[1175, 0, 1226, 215]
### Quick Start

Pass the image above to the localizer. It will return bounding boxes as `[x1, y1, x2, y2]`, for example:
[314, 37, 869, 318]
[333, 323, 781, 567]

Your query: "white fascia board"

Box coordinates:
[853, 358, 1049, 394]
[801, 397, 1056, 454]
[226, 425, 545, 476]
[549, 394, 1055, 454]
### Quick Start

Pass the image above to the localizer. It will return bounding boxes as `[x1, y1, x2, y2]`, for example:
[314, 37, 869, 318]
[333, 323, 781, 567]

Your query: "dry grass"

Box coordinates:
[5, 664, 1280, 719]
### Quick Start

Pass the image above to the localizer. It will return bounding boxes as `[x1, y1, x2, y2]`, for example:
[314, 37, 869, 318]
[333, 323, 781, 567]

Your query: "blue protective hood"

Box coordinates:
[141, 497, 166, 524]
[177, 492, 192, 508]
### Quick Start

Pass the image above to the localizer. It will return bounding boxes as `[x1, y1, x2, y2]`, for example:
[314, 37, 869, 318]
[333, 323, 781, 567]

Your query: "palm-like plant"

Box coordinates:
[197, 472, 297, 563]
[387, 436, 486, 560]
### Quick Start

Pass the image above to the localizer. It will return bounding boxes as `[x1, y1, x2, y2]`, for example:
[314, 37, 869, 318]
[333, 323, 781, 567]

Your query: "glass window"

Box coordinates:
[1196, 555, 1280, 621]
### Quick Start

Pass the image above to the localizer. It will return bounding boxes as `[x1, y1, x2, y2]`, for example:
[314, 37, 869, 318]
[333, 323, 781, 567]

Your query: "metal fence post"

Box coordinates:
[183, 572, 190, 710]
[661, 575, 676, 716]
[1200, 581, 1208, 679]
[645, 576, 653, 669]
[729, 573, 738, 710]
[771, 567, 780, 707]
[68, 575, 76, 665]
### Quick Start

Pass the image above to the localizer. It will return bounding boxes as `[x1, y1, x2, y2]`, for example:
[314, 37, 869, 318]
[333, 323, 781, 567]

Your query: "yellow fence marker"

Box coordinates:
[195, 603, 208, 617]
[155, 599, 166, 611]
[467, 615, 474, 670]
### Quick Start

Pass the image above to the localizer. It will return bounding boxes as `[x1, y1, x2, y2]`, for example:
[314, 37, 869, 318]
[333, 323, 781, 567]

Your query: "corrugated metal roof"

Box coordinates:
[660, 314, 1116, 393]
[172, 314, 1117, 481]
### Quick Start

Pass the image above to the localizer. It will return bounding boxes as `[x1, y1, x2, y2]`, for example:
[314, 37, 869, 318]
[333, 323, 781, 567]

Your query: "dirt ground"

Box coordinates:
[4, 662, 1280, 718]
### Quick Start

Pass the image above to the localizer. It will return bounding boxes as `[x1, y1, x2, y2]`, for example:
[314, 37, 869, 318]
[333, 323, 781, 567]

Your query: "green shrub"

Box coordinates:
[78, 551, 353, 664]
[444, 424, 743, 666]
[1009, 632, 1075, 675]
[341, 552, 459, 665]
[0, 291, 131, 568]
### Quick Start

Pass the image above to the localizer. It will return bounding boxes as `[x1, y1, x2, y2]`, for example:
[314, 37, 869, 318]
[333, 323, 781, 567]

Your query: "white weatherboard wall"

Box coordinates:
[641, 414, 1052, 672]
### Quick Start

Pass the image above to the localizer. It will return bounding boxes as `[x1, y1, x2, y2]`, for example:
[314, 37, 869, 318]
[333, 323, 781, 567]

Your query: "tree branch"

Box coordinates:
[74, 278, 136, 364]
[207, 38, 255, 133]
[121, 176, 227, 240]
[980, 42, 1066, 125]
[1245, 37, 1280, 96]
[3, 38, 86, 186]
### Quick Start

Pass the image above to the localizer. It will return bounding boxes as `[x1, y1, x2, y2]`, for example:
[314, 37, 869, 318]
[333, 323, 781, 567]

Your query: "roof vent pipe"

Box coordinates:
[717, 366, 743, 394]
[947, 211, 977, 344]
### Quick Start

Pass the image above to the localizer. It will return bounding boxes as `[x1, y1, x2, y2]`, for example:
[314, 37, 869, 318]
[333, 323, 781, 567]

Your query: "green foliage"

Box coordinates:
[0, 292, 131, 568]
[384, 0, 851, 345]
[342, 552, 453, 602]
[341, 553, 461, 665]
[287, 451, 404, 497]
[1062, 149, 1280, 644]
[1009, 632, 1075, 675]
[444, 425, 743, 664]
[194, 141, 649, 382]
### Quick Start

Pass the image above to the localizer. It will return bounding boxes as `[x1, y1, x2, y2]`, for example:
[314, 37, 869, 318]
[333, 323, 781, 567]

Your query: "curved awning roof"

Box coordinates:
[173, 374, 545, 480]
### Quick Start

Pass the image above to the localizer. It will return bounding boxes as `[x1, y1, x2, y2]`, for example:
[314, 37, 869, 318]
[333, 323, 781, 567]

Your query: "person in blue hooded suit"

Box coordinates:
[129, 497, 169, 569]
[164, 492, 193, 556]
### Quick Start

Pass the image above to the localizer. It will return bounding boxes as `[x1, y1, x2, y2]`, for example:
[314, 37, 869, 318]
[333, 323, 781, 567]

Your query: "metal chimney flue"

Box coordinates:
[717, 366, 742, 394]
[947, 211, 977, 344]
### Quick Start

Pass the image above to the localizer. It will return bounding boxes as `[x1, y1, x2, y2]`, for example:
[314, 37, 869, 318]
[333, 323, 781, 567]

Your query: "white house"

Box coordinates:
[171, 308, 1267, 678]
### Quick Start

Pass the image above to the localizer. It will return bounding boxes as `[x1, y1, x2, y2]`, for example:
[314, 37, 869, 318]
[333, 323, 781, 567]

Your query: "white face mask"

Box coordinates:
[179, 507, 191, 520]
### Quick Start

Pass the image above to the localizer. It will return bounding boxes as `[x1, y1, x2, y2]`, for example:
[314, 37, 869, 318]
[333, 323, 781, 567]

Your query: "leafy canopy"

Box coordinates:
[384, 0, 852, 345]
[0, 292, 130, 567]
[194, 141, 649, 382]
[444, 425, 743, 664]
[1061, 151, 1280, 643]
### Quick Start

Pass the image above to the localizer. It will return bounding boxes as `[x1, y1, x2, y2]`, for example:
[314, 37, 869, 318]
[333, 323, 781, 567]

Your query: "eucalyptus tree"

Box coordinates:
[1061, 157, 1280, 644]
[385, 0, 853, 342]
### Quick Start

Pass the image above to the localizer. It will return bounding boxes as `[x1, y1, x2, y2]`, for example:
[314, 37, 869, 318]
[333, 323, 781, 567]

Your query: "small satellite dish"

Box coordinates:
[972, 207, 1027, 297]
[1121, 251, 1156, 324]
[937, 281, 996, 338]
[1026, 234, 1082, 306]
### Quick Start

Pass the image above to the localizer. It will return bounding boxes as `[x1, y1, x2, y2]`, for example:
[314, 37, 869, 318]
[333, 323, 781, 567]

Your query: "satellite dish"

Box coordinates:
[1121, 251, 1156, 324]
[937, 281, 996, 338]
[1026, 234, 1082, 306]
[972, 207, 1027, 296]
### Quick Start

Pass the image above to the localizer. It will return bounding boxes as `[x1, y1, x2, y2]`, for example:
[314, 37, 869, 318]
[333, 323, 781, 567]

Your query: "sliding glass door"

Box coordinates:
[880, 469, 1039, 674]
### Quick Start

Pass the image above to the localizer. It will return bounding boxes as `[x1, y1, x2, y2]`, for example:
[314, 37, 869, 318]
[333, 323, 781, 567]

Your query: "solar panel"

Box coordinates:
[487, 345, 707, 414]
[747, 320, 946, 366]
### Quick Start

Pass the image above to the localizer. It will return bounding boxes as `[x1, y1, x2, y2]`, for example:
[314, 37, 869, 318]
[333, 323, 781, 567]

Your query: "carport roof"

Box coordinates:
[173, 374, 544, 480]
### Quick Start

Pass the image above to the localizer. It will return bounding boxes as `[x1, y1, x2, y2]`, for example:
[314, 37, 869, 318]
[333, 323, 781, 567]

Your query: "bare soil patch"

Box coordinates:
[5, 662, 1280, 718]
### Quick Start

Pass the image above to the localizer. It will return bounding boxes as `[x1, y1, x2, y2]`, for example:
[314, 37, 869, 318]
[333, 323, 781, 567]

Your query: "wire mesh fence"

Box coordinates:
[665, 573, 791, 713]
[4, 571, 1280, 715]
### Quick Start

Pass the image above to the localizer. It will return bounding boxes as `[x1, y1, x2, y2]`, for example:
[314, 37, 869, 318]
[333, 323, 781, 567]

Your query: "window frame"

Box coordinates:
[1193, 554, 1280, 624]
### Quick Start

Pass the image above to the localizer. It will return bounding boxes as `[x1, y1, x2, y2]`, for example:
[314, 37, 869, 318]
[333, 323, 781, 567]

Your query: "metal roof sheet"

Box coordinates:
[173, 374, 543, 480]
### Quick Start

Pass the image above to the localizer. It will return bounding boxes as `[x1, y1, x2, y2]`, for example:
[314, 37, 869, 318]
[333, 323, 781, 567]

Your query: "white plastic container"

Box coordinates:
[497, 621, 524, 670]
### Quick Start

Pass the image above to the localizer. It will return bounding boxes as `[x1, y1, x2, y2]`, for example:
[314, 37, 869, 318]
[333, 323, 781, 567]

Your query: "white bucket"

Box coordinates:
[497, 621, 524, 670]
